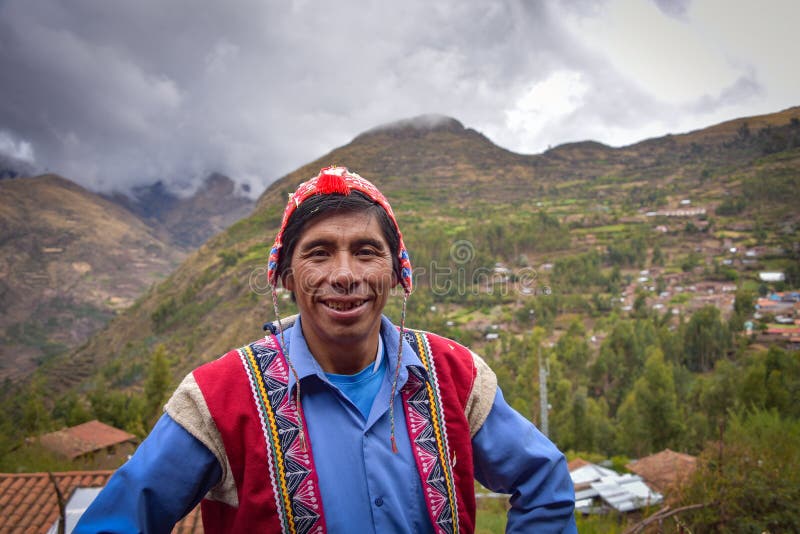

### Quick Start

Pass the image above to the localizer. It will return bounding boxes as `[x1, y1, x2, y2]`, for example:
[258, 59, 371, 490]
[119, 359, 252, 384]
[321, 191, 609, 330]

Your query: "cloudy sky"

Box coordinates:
[0, 0, 797, 196]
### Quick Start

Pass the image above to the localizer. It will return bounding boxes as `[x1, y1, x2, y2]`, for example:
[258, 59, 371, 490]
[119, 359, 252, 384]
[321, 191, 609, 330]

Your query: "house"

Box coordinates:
[38, 420, 137, 468]
[651, 207, 706, 217]
[568, 458, 662, 514]
[625, 449, 697, 493]
[755, 298, 795, 315]
[763, 326, 800, 338]
[759, 272, 785, 282]
[0, 470, 203, 533]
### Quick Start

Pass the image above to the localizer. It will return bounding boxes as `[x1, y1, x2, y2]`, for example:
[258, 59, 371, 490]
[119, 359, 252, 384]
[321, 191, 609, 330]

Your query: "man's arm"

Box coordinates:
[75, 414, 222, 533]
[472, 387, 577, 533]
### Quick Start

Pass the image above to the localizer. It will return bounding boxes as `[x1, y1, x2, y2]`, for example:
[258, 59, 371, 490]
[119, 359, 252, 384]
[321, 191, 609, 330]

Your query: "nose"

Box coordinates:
[329, 251, 359, 291]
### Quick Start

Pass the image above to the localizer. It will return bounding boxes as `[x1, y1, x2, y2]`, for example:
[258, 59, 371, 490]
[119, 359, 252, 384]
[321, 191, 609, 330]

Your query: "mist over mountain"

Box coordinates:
[0, 153, 35, 180]
[106, 173, 255, 248]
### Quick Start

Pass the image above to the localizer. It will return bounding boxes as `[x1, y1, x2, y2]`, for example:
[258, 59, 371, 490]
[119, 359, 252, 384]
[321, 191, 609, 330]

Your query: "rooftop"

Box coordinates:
[38, 420, 137, 459]
[0, 470, 202, 533]
[568, 458, 618, 488]
[569, 459, 664, 514]
[626, 448, 697, 493]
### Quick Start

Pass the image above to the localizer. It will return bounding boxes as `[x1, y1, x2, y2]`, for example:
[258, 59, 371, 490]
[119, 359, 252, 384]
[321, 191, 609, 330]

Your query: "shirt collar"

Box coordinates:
[281, 315, 426, 391]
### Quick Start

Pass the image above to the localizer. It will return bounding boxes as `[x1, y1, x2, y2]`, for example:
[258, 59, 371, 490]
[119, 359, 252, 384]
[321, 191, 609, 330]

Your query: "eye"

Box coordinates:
[303, 248, 329, 258]
[356, 247, 380, 256]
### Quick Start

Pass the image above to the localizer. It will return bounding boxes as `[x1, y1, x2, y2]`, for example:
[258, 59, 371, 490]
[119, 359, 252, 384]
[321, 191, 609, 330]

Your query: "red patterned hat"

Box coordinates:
[267, 166, 412, 293]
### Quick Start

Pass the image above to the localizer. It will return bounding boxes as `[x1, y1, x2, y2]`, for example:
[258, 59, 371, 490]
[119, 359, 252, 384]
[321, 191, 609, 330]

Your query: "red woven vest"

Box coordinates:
[192, 329, 478, 533]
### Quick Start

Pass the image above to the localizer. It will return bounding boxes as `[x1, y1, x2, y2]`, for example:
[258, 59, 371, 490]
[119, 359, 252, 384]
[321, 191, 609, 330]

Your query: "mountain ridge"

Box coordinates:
[35, 104, 799, 396]
[0, 174, 185, 381]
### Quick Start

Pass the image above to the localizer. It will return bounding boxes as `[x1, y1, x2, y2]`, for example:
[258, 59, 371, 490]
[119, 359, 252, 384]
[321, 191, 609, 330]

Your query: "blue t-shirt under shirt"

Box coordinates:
[325, 338, 386, 420]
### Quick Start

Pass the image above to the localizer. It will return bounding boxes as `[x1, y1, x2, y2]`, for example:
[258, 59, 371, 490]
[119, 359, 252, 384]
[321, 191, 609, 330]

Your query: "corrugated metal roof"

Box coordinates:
[569, 463, 618, 486]
[591, 474, 663, 512]
[569, 460, 664, 514]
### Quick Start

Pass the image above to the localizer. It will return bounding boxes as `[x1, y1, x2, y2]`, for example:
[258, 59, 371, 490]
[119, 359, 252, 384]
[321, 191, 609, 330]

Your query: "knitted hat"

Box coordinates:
[267, 166, 413, 294]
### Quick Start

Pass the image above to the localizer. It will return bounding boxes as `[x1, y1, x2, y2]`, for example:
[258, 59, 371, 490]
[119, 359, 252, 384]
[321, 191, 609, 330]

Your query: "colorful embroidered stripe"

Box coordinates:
[240, 344, 296, 533]
[410, 331, 459, 533]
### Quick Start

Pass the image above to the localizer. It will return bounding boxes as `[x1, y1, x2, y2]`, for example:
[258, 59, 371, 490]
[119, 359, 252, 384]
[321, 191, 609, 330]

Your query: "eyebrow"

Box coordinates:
[299, 237, 387, 251]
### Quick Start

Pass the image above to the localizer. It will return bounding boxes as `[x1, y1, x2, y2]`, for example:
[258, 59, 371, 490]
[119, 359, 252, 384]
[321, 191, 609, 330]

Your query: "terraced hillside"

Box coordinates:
[39, 106, 799, 394]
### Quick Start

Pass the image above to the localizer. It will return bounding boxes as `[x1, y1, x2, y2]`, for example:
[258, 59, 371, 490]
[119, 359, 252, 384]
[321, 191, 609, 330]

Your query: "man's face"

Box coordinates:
[283, 210, 397, 355]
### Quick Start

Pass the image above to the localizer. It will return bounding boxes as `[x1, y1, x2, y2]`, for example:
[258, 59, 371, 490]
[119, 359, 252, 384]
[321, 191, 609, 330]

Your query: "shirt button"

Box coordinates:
[374, 497, 384, 507]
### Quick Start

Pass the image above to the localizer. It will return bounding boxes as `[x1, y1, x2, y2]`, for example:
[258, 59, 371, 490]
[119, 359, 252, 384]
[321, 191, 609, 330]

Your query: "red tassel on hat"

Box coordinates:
[316, 167, 351, 195]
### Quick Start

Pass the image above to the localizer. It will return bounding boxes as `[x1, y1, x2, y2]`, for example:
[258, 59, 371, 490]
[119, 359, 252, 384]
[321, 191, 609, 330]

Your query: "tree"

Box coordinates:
[551, 385, 614, 455]
[144, 344, 172, 423]
[20, 375, 52, 434]
[89, 384, 147, 438]
[555, 319, 590, 370]
[729, 287, 755, 333]
[682, 305, 731, 372]
[615, 348, 682, 457]
[678, 410, 800, 531]
[651, 244, 664, 266]
[53, 393, 92, 428]
[764, 347, 793, 414]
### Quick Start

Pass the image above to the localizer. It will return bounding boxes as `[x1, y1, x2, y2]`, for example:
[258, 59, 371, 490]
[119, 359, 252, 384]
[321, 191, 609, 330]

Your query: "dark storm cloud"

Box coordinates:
[0, 0, 601, 194]
[0, 0, 794, 195]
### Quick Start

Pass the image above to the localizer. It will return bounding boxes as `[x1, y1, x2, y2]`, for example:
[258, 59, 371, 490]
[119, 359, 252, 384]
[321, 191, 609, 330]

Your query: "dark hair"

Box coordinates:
[276, 191, 401, 285]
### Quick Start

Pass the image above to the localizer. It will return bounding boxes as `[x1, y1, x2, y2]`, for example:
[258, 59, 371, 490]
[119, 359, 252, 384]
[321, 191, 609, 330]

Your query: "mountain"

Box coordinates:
[39, 106, 799, 396]
[0, 175, 185, 382]
[107, 173, 255, 248]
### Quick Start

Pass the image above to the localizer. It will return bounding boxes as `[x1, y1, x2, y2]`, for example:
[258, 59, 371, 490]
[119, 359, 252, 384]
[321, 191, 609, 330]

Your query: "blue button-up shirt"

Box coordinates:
[77, 316, 576, 533]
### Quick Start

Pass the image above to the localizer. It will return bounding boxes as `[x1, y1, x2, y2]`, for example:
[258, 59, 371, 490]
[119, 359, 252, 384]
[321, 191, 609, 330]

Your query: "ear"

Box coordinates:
[282, 271, 295, 292]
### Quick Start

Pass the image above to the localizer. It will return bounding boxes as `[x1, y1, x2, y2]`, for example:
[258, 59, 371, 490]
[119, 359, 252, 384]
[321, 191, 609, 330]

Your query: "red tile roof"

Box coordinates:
[38, 420, 137, 459]
[0, 470, 202, 533]
[567, 457, 592, 473]
[626, 448, 697, 493]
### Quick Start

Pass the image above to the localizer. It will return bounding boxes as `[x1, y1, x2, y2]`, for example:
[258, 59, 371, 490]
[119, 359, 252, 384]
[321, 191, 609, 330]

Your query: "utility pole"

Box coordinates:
[530, 311, 549, 437]
[48, 472, 65, 534]
[538, 342, 549, 437]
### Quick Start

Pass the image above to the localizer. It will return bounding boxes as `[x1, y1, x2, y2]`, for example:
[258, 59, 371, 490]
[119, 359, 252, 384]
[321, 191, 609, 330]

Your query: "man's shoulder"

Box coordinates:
[262, 314, 298, 336]
[403, 327, 480, 385]
[405, 327, 474, 357]
[194, 333, 283, 375]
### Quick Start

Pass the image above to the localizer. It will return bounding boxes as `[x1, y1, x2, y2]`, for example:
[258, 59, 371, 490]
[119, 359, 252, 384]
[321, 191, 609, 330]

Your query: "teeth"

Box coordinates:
[325, 300, 364, 311]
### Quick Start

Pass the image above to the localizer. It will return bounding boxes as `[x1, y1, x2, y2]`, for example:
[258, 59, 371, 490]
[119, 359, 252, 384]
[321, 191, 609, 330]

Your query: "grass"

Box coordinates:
[571, 224, 630, 235]
[477, 504, 629, 533]
[475, 496, 508, 533]
[669, 293, 692, 304]
[0, 442, 99, 473]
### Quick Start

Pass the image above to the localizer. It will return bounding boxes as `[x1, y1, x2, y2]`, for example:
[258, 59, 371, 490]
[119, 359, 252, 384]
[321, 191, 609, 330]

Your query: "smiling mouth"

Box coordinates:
[323, 300, 366, 311]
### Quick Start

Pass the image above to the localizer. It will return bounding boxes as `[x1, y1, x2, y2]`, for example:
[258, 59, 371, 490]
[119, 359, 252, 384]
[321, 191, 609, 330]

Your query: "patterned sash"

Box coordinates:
[402, 330, 460, 534]
[237, 330, 459, 534]
[238, 335, 325, 534]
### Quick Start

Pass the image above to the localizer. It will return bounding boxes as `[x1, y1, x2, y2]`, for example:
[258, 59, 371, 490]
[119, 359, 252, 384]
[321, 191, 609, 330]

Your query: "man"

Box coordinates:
[77, 166, 576, 533]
